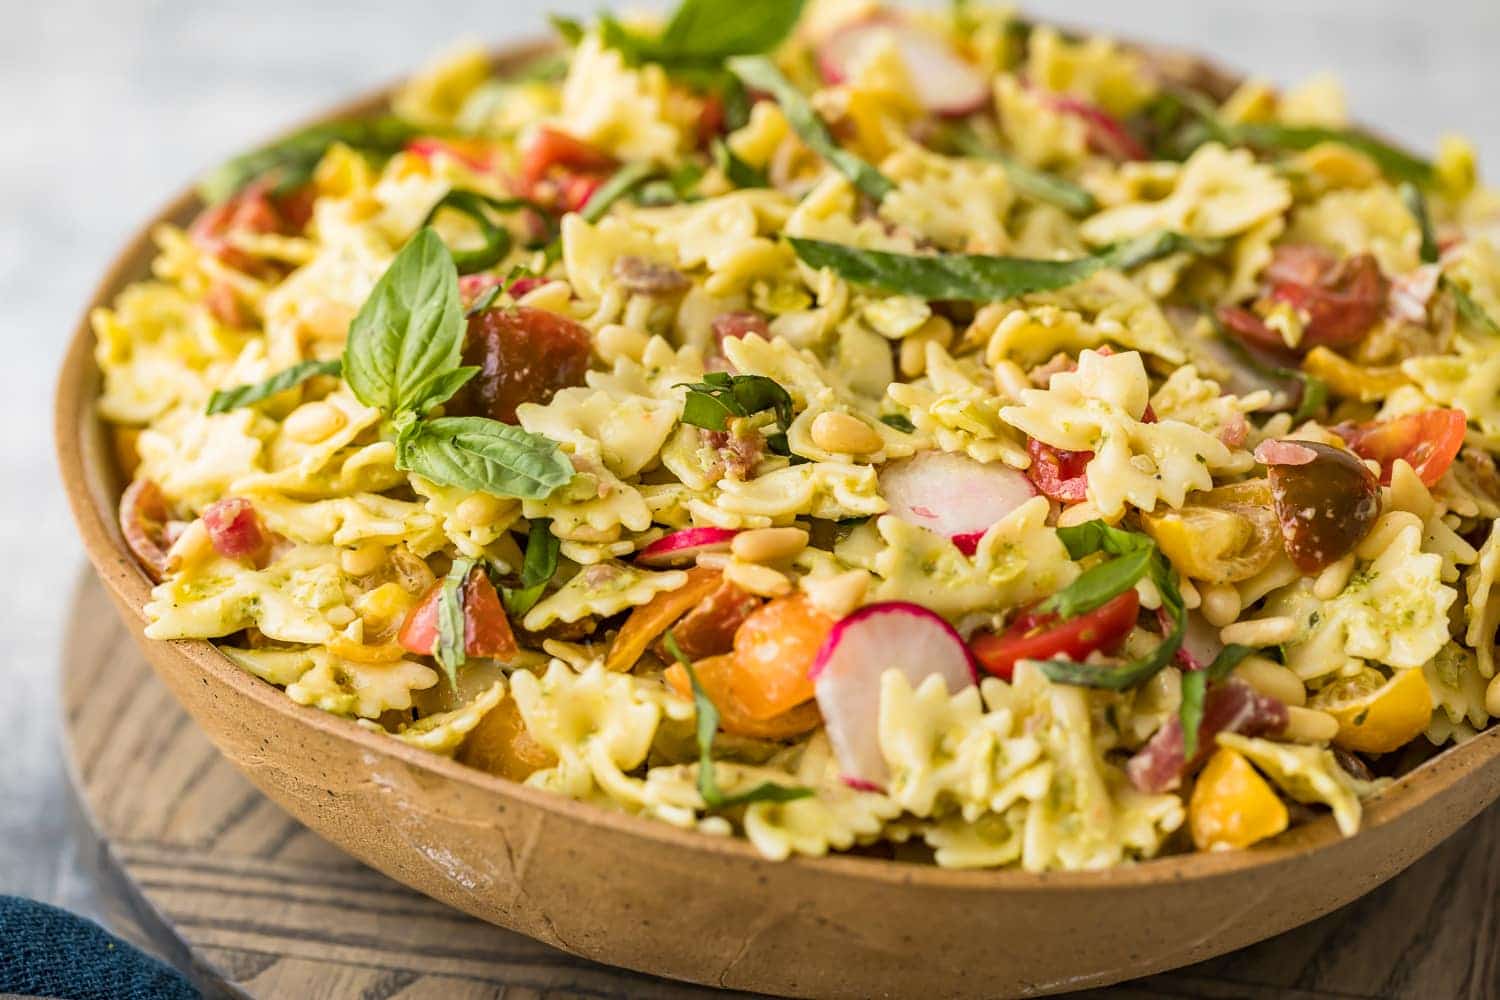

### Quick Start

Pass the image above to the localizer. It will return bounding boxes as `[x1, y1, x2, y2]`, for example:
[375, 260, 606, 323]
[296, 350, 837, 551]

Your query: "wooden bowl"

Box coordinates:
[54, 39, 1500, 1000]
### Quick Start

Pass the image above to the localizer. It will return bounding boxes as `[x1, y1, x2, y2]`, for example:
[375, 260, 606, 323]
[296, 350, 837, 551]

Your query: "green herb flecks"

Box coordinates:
[198, 116, 420, 204]
[879, 413, 916, 433]
[676, 372, 795, 432]
[205, 359, 341, 415]
[664, 632, 813, 810]
[713, 139, 769, 189]
[503, 519, 561, 617]
[789, 230, 1218, 303]
[435, 557, 476, 687]
[728, 56, 894, 202]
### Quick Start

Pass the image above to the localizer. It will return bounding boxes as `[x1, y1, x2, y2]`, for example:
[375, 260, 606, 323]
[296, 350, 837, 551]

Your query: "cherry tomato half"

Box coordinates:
[1336, 408, 1468, 487]
[399, 567, 518, 661]
[519, 127, 616, 188]
[971, 588, 1141, 681]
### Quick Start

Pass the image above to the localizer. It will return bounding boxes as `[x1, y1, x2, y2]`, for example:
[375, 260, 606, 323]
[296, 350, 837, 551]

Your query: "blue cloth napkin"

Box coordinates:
[0, 896, 198, 1000]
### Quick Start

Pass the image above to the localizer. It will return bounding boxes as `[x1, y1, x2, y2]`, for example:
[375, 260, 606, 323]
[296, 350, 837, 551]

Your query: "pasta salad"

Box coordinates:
[97, 0, 1500, 871]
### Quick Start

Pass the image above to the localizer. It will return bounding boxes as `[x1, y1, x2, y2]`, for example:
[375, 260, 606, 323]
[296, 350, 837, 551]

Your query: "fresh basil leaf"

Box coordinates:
[659, 0, 805, 61]
[713, 139, 768, 189]
[945, 125, 1097, 215]
[879, 413, 916, 433]
[676, 372, 794, 431]
[1053, 519, 1155, 562]
[407, 366, 480, 413]
[205, 359, 341, 415]
[549, 14, 586, 45]
[664, 632, 813, 809]
[789, 230, 1217, 302]
[1234, 122, 1434, 186]
[422, 190, 535, 275]
[1400, 182, 1440, 265]
[198, 116, 420, 204]
[1178, 644, 1255, 759]
[435, 557, 475, 687]
[396, 416, 573, 499]
[728, 56, 894, 202]
[342, 228, 466, 418]
[503, 519, 560, 616]
[1037, 546, 1152, 620]
[581, 161, 661, 223]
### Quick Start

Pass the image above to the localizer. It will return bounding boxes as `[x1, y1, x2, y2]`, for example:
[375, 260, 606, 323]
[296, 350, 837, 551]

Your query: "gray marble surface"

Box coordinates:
[3, 0, 1497, 963]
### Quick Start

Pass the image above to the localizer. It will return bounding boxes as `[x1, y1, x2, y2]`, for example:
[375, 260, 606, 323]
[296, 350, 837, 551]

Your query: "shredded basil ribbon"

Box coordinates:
[1178, 644, 1255, 760]
[502, 519, 560, 617]
[421, 190, 542, 275]
[944, 125, 1097, 216]
[1029, 522, 1186, 692]
[664, 632, 813, 809]
[435, 557, 476, 687]
[198, 116, 420, 204]
[205, 359, 341, 415]
[554, 0, 804, 70]
[1401, 182, 1500, 336]
[728, 55, 895, 202]
[789, 230, 1218, 303]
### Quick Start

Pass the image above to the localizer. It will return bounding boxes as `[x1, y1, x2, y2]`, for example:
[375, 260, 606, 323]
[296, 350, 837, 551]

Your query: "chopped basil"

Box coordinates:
[396, 417, 573, 500]
[1178, 644, 1255, 760]
[560, 0, 804, 71]
[713, 139, 768, 189]
[205, 359, 341, 415]
[503, 519, 561, 617]
[581, 162, 660, 223]
[198, 116, 420, 204]
[664, 632, 813, 809]
[342, 229, 474, 419]
[879, 413, 916, 433]
[1234, 122, 1434, 186]
[465, 285, 503, 318]
[789, 230, 1217, 302]
[435, 557, 475, 687]
[676, 372, 794, 431]
[421, 190, 539, 275]
[728, 56, 894, 202]
[1400, 182, 1440, 265]
[1033, 522, 1186, 692]
[943, 125, 1097, 215]
[1036, 545, 1152, 620]
[1401, 183, 1500, 336]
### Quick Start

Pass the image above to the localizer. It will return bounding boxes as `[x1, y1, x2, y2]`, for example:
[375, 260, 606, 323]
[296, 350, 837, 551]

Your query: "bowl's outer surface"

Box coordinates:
[55, 41, 1500, 1000]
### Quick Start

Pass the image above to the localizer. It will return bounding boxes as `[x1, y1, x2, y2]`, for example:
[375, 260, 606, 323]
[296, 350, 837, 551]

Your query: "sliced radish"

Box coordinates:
[811, 602, 978, 789]
[878, 451, 1038, 555]
[1038, 93, 1149, 162]
[636, 527, 738, 568]
[817, 16, 990, 117]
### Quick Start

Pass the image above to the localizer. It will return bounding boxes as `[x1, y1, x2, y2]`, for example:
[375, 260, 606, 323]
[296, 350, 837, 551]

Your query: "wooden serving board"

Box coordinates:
[60, 570, 1499, 1000]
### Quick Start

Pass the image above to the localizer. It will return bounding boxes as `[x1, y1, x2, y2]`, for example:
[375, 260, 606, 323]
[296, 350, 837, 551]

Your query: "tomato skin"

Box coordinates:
[730, 595, 835, 720]
[1268, 252, 1387, 349]
[971, 589, 1140, 682]
[202, 497, 267, 561]
[1025, 437, 1091, 503]
[1336, 409, 1469, 487]
[399, 568, 518, 661]
[520, 127, 615, 188]
[449, 306, 592, 424]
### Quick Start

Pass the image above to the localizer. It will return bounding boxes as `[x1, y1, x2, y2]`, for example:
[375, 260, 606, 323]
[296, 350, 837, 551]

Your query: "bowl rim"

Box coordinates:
[53, 35, 1500, 895]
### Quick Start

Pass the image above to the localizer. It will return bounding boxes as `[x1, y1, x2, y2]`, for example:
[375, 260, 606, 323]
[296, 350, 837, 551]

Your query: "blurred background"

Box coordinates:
[3, 0, 1497, 936]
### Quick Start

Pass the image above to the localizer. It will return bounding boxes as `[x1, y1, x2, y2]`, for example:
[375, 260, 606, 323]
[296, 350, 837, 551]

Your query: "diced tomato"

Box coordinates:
[729, 595, 835, 720]
[1335, 409, 1469, 487]
[1025, 437, 1091, 503]
[697, 93, 727, 148]
[448, 306, 592, 424]
[1268, 252, 1387, 349]
[202, 498, 267, 561]
[119, 478, 173, 582]
[398, 567, 519, 661]
[406, 136, 495, 172]
[1215, 305, 1292, 357]
[970, 589, 1140, 682]
[506, 276, 547, 299]
[520, 127, 616, 188]
[665, 656, 822, 740]
[655, 579, 762, 662]
[1039, 93, 1148, 161]
[190, 179, 311, 270]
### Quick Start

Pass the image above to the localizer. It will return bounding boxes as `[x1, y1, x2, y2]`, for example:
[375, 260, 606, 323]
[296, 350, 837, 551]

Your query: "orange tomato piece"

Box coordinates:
[605, 566, 724, 672]
[398, 568, 519, 661]
[730, 595, 834, 720]
[458, 696, 557, 781]
[664, 657, 822, 741]
[1189, 748, 1290, 851]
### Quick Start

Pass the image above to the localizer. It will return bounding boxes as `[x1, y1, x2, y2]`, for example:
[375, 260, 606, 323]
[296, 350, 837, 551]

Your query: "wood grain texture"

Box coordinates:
[59, 571, 1499, 999]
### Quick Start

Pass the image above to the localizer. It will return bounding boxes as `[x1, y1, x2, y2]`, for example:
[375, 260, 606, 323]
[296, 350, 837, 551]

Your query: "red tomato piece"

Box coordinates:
[1336, 409, 1469, 487]
[1215, 304, 1293, 357]
[971, 589, 1140, 681]
[1268, 252, 1387, 349]
[555, 172, 607, 215]
[202, 498, 267, 561]
[189, 179, 312, 270]
[449, 306, 593, 424]
[520, 127, 616, 188]
[406, 136, 495, 172]
[398, 567, 519, 661]
[1025, 436, 1092, 503]
[697, 93, 727, 148]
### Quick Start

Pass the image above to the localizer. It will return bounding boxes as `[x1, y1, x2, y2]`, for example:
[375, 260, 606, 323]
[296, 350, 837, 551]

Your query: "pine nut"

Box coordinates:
[1487, 674, 1500, 719]
[801, 569, 870, 619]
[453, 493, 504, 531]
[1233, 655, 1306, 707]
[1219, 615, 1298, 648]
[1179, 577, 1202, 610]
[1281, 705, 1339, 744]
[340, 541, 387, 577]
[1058, 500, 1114, 528]
[695, 551, 731, 570]
[1135, 576, 1162, 611]
[1355, 510, 1423, 560]
[282, 400, 345, 443]
[1313, 553, 1356, 600]
[723, 559, 792, 597]
[898, 316, 954, 378]
[809, 412, 883, 455]
[1199, 582, 1243, 628]
[992, 359, 1030, 400]
[731, 526, 809, 563]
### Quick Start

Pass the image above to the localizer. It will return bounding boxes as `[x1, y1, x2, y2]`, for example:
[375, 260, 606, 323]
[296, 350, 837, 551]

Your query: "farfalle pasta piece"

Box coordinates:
[887, 343, 1028, 467]
[1286, 185, 1420, 276]
[555, 34, 683, 162]
[878, 142, 1015, 253]
[1216, 733, 1381, 837]
[223, 646, 438, 720]
[137, 407, 273, 512]
[522, 561, 688, 631]
[363, 681, 507, 754]
[253, 492, 446, 556]
[1423, 643, 1491, 743]
[518, 386, 679, 480]
[1465, 522, 1500, 679]
[1024, 25, 1157, 117]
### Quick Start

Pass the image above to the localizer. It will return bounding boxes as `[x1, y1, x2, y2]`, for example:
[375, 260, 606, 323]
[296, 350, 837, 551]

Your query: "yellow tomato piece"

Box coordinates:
[1302, 347, 1409, 403]
[1189, 748, 1290, 851]
[1311, 666, 1433, 754]
[1142, 481, 1278, 584]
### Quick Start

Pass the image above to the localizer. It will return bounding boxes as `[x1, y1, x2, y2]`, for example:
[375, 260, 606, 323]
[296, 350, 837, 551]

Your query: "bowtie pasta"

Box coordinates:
[97, 0, 1500, 872]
